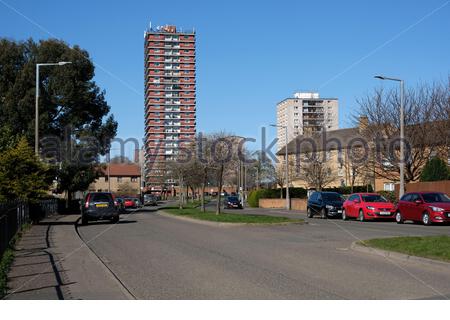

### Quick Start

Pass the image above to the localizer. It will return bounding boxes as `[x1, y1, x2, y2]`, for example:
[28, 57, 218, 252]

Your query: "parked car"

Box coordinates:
[115, 197, 126, 213]
[223, 196, 243, 209]
[81, 192, 119, 225]
[144, 194, 157, 206]
[343, 193, 395, 221]
[395, 192, 450, 225]
[133, 198, 142, 208]
[307, 191, 344, 219]
[123, 198, 137, 209]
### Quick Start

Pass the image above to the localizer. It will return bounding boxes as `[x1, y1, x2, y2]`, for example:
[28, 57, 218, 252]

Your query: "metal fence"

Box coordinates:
[0, 199, 58, 258]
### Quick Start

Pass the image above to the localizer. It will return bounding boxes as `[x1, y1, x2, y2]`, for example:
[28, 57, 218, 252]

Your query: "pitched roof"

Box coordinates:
[100, 164, 141, 177]
[278, 127, 364, 155]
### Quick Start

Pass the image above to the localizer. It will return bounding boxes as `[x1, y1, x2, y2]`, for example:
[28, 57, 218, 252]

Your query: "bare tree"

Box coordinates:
[273, 158, 296, 198]
[356, 79, 450, 182]
[302, 153, 336, 191]
[342, 147, 370, 192]
[196, 134, 215, 212]
[207, 132, 238, 214]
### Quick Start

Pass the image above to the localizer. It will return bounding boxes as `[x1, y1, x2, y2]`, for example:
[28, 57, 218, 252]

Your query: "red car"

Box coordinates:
[123, 198, 137, 209]
[395, 192, 450, 225]
[342, 193, 395, 221]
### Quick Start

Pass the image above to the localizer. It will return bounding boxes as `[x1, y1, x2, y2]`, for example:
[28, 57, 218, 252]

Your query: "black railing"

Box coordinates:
[0, 199, 58, 257]
[0, 201, 28, 258]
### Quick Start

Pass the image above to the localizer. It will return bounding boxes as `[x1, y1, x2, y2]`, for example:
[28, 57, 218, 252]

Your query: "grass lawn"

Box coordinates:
[361, 235, 450, 262]
[163, 206, 304, 224]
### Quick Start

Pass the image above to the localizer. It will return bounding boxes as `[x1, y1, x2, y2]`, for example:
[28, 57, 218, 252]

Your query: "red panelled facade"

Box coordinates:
[144, 25, 196, 187]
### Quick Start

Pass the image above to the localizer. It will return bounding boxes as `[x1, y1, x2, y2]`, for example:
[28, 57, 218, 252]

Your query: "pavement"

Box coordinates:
[5, 201, 450, 299]
[4, 215, 131, 300]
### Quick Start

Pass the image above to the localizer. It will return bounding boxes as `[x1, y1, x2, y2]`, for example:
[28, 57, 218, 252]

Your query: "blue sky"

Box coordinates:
[1, 0, 449, 157]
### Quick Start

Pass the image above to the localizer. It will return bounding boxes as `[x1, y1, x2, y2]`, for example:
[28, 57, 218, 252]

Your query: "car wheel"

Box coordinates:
[307, 207, 313, 218]
[111, 215, 119, 223]
[358, 210, 365, 222]
[320, 208, 327, 219]
[422, 212, 431, 226]
[395, 211, 404, 224]
[81, 215, 88, 225]
[342, 209, 348, 220]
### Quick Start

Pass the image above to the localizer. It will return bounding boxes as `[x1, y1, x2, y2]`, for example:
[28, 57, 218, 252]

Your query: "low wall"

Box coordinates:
[259, 198, 285, 209]
[291, 198, 307, 211]
[259, 198, 307, 211]
[395, 180, 450, 198]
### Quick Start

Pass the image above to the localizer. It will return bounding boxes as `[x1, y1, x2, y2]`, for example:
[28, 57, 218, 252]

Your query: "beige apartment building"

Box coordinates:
[88, 164, 142, 196]
[277, 117, 450, 192]
[277, 119, 395, 192]
[276, 92, 339, 148]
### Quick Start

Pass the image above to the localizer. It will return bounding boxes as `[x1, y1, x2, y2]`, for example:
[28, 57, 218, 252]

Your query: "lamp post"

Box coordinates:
[374, 75, 405, 199]
[270, 124, 290, 210]
[35, 62, 72, 156]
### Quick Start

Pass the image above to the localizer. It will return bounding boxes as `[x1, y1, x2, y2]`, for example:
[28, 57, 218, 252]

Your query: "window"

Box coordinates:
[117, 177, 122, 183]
[131, 177, 138, 183]
[383, 183, 395, 191]
[409, 193, 420, 202]
[401, 194, 411, 202]
[104, 176, 108, 182]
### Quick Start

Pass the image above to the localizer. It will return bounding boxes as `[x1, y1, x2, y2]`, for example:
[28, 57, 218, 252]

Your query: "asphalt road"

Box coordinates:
[78, 203, 450, 299]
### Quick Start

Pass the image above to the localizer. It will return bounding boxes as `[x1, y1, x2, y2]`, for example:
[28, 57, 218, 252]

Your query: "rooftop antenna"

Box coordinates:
[149, 21, 152, 30]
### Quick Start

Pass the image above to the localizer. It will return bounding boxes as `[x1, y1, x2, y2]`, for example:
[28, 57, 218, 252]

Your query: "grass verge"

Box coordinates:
[0, 223, 31, 298]
[361, 235, 450, 262]
[164, 206, 304, 224]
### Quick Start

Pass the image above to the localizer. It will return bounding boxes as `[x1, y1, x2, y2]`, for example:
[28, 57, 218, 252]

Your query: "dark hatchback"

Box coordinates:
[307, 191, 344, 219]
[223, 196, 243, 209]
[81, 192, 119, 225]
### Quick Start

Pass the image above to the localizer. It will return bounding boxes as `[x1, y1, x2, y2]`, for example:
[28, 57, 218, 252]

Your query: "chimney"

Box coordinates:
[358, 116, 369, 133]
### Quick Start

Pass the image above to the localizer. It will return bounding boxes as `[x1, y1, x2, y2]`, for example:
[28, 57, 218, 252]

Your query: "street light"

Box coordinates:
[270, 124, 290, 210]
[35, 61, 72, 155]
[229, 135, 246, 208]
[374, 75, 405, 199]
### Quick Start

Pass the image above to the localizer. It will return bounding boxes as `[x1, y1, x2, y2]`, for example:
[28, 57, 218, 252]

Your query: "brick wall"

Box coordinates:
[395, 180, 450, 198]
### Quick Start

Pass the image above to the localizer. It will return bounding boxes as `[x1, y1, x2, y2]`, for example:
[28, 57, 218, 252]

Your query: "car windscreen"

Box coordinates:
[322, 193, 343, 201]
[227, 197, 239, 201]
[422, 193, 450, 203]
[91, 193, 112, 202]
[362, 195, 388, 203]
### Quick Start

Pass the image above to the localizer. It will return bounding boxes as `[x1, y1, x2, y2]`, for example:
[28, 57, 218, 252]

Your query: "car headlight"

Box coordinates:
[326, 205, 334, 210]
[366, 206, 375, 210]
[429, 206, 444, 212]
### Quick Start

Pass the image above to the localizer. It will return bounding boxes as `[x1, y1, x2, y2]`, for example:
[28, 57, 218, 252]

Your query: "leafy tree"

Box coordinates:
[420, 157, 450, 182]
[0, 137, 53, 202]
[0, 38, 117, 200]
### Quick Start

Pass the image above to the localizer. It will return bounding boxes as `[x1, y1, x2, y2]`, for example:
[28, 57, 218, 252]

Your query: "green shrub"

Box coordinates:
[377, 190, 397, 204]
[248, 189, 266, 207]
[420, 157, 450, 182]
[323, 185, 373, 195]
